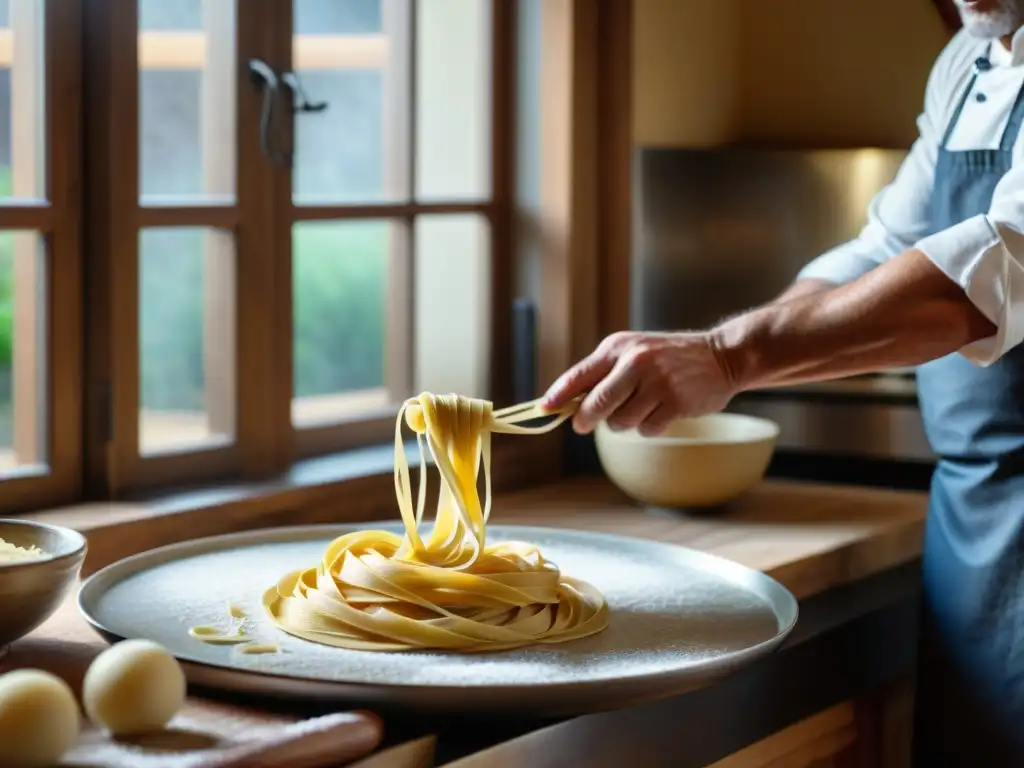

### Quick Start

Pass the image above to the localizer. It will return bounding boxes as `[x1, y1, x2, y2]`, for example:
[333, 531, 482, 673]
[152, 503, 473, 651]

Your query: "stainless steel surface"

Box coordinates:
[633, 147, 931, 461]
[730, 397, 934, 461]
[632, 147, 907, 331]
[759, 376, 918, 398]
[0, 519, 87, 653]
[78, 524, 798, 716]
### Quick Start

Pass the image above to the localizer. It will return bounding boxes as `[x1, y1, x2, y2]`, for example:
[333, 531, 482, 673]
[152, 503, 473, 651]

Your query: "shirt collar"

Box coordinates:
[990, 26, 1024, 67]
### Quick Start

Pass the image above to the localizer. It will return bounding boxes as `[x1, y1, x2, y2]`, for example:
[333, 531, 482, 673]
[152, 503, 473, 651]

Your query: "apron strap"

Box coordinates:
[941, 72, 980, 149]
[941, 43, 1003, 150]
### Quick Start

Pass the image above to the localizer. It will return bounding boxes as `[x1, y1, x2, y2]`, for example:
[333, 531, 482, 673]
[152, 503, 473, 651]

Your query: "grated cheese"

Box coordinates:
[0, 537, 47, 564]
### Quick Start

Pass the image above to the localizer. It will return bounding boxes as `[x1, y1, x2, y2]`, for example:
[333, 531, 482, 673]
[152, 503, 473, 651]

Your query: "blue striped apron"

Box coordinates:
[913, 53, 1024, 766]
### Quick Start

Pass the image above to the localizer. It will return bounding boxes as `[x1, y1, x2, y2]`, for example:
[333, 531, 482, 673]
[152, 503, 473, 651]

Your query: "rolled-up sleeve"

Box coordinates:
[796, 32, 1024, 366]
[915, 176, 1024, 364]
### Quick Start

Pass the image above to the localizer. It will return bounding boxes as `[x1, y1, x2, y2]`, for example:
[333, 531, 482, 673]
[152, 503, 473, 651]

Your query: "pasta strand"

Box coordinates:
[262, 393, 610, 652]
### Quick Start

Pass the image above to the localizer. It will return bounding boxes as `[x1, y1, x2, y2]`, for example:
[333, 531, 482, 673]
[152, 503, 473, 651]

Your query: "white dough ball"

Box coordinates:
[0, 669, 80, 768]
[83, 639, 186, 735]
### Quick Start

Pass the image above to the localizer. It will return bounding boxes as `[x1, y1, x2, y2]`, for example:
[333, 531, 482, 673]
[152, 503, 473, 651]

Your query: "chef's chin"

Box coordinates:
[957, 0, 1024, 39]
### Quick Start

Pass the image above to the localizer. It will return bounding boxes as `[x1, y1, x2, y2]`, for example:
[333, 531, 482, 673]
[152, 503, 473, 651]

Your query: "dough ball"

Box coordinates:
[83, 639, 186, 735]
[0, 668, 80, 768]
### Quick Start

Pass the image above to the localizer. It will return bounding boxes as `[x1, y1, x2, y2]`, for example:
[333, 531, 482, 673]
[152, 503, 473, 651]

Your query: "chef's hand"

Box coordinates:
[540, 331, 738, 436]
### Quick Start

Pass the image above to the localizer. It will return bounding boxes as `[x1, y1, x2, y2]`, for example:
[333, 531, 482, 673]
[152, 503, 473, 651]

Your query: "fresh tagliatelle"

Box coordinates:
[261, 393, 610, 652]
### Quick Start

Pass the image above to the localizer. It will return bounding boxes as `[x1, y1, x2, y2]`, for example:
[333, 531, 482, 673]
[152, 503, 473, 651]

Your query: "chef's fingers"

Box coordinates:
[638, 403, 677, 437]
[541, 354, 616, 411]
[573, 358, 640, 434]
[605, 379, 661, 431]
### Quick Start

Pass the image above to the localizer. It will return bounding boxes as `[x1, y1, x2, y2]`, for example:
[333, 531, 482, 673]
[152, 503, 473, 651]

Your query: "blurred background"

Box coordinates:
[0, 0, 956, 484]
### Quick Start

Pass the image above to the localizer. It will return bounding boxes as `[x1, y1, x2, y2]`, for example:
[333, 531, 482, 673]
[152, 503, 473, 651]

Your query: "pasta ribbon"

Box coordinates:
[262, 393, 610, 652]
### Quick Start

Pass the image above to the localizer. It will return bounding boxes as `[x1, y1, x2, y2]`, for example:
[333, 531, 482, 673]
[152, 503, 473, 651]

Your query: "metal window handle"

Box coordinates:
[281, 71, 328, 114]
[247, 58, 292, 167]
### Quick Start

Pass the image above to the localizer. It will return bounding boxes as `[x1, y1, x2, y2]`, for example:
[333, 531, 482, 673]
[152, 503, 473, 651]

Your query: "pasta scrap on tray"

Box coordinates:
[262, 393, 610, 652]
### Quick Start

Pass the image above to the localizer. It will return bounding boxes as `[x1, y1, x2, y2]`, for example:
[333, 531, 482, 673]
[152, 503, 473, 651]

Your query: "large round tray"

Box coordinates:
[78, 524, 798, 716]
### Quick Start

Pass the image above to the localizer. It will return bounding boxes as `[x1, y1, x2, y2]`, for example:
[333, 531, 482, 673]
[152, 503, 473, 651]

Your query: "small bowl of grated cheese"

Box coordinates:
[0, 520, 87, 656]
[0, 538, 47, 563]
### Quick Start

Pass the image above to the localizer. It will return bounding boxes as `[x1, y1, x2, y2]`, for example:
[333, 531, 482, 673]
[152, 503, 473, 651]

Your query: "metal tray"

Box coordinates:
[78, 524, 798, 716]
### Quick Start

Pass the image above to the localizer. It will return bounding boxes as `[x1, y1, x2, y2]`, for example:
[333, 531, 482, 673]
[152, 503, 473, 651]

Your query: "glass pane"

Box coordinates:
[416, 0, 491, 201]
[292, 0, 406, 204]
[295, 0, 381, 33]
[139, 228, 236, 455]
[0, 0, 46, 202]
[414, 214, 490, 397]
[139, 0, 201, 30]
[139, 1, 236, 204]
[292, 220, 397, 427]
[0, 230, 47, 476]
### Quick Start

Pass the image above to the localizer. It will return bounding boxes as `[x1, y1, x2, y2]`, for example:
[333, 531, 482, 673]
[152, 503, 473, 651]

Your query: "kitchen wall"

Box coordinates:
[633, 0, 740, 146]
[634, 0, 950, 148]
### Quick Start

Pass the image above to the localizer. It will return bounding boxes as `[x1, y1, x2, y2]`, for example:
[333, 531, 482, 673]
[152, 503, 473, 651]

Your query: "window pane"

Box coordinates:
[0, 230, 46, 476]
[139, 0, 201, 31]
[414, 214, 490, 397]
[139, 1, 236, 204]
[416, 0, 491, 201]
[0, 0, 46, 202]
[295, 0, 381, 34]
[292, 0, 406, 204]
[292, 220, 400, 427]
[139, 228, 235, 455]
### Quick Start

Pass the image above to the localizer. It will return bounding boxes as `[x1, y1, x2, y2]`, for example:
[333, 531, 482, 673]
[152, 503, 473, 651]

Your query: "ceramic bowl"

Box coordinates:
[594, 412, 780, 508]
[0, 520, 87, 658]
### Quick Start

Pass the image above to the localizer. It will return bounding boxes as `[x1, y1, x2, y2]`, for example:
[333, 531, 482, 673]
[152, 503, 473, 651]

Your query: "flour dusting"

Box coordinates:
[86, 526, 785, 689]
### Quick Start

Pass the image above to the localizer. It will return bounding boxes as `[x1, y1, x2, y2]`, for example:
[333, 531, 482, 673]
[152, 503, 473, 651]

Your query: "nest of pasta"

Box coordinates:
[263, 393, 610, 652]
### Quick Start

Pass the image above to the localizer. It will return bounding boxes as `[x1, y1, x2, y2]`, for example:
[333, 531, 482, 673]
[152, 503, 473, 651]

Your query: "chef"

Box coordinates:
[541, 1, 1024, 765]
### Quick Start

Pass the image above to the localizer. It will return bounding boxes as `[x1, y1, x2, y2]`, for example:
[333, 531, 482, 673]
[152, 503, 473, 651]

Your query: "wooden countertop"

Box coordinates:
[489, 476, 927, 600]
[4, 476, 928, 765]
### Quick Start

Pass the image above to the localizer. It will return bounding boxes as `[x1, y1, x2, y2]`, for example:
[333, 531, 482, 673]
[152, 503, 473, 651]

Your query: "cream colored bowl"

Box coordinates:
[0, 520, 86, 657]
[594, 412, 780, 508]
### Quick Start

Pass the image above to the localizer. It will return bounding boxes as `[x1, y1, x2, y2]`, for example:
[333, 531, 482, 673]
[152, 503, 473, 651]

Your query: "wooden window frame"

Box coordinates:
[82, 0, 519, 498]
[274, 0, 515, 463]
[521, 0, 633, 392]
[1, 0, 83, 513]
[1, 0, 632, 526]
[84, 0, 268, 496]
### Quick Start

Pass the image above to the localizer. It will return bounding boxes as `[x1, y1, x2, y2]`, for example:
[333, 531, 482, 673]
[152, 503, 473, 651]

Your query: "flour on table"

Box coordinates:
[86, 526, 782, 688]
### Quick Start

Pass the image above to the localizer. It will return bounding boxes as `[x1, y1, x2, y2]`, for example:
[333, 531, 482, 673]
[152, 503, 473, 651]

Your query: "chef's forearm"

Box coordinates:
[710, 249, 997, 391]
[770, 277, 836, 304]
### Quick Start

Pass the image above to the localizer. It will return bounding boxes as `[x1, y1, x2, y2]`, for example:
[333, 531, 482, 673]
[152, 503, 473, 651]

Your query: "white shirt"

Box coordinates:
[797, 27, 1024, 365]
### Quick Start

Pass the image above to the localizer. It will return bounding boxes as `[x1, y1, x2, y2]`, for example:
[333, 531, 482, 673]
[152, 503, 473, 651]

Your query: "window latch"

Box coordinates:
[281, 72, 329, 114]
[247, 58, 292, 168]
